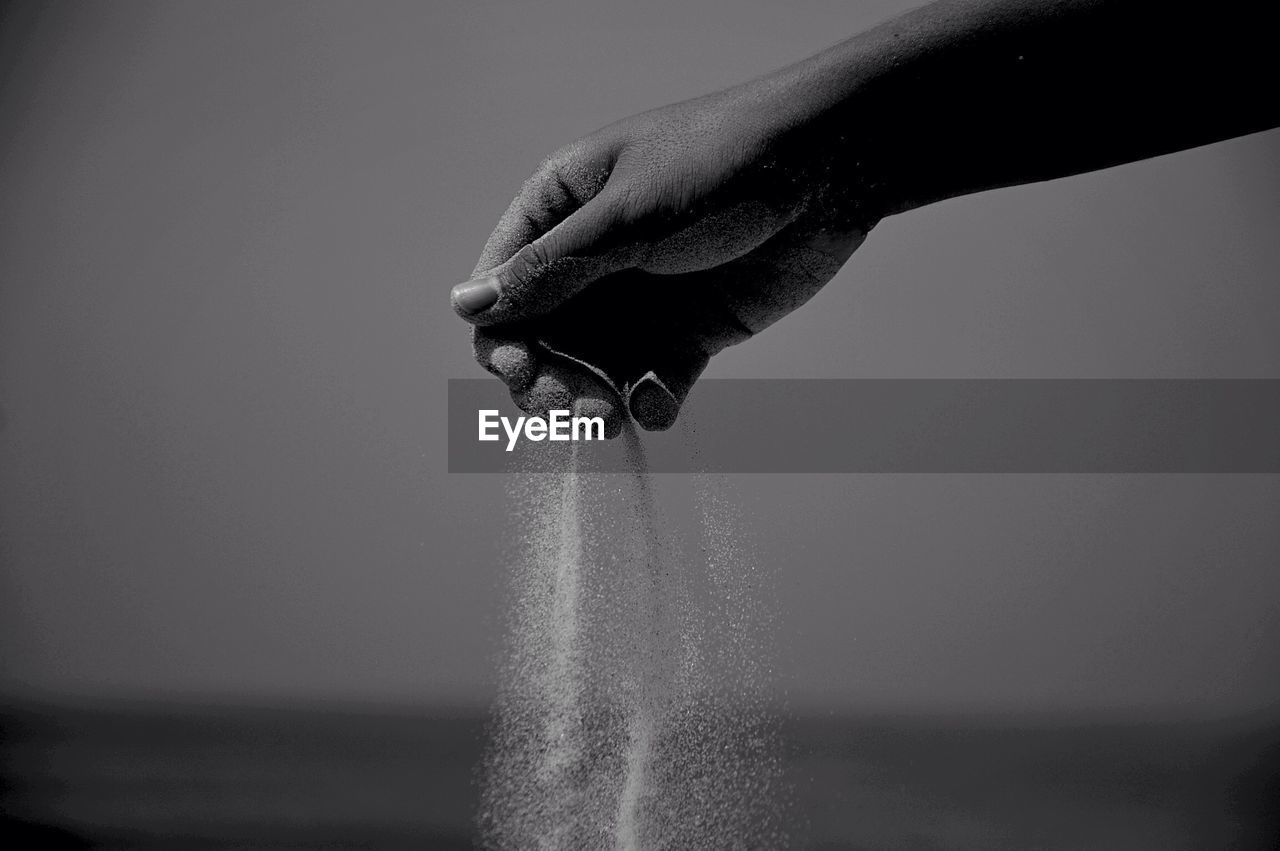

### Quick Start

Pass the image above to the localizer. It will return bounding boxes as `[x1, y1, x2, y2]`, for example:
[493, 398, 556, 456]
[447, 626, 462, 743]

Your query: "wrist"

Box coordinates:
[736, 35, 917, 224]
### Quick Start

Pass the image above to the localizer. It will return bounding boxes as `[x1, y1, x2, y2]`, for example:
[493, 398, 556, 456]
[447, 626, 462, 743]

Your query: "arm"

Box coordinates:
[452, 0, 1279, 432]
[772, 0, 1279, 214]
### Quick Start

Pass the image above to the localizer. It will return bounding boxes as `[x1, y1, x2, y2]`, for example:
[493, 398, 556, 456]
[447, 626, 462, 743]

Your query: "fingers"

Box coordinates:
[452, 187, 640, 327]
[627, 349, 710, 432]
[474, 327, 625, 439]
[470, 142, 616, 277]
[455, 137, 631, 326]
[512, 358, 624, 439]
[471, 326, 537, 393]
[625, 213, 867, 431]
[462, 140, 629, 437]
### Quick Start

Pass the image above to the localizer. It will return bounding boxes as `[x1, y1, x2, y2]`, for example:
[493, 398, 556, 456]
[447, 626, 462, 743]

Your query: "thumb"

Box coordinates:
[451, 189, 635, 326]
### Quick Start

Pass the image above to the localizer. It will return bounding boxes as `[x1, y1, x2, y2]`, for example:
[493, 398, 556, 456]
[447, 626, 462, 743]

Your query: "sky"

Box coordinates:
[1, 0, 1278, 715]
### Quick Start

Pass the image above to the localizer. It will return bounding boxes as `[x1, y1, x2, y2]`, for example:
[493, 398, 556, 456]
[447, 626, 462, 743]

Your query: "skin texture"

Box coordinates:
[452, 0, 1279, 433]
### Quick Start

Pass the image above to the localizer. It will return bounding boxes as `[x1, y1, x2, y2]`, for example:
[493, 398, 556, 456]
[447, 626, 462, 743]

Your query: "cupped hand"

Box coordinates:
[452, 82, 880, 433]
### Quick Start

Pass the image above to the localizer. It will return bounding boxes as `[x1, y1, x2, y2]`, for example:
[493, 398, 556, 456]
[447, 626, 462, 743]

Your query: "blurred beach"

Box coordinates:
[2, 697, 1275, 849]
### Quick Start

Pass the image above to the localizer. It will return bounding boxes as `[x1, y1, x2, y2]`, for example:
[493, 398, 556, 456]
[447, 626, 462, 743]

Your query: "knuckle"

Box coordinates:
[530, 151, 562, 183]
[600, 181, 646, 228]
[507, 241, 547, 288]
[526, 237, 553, 270]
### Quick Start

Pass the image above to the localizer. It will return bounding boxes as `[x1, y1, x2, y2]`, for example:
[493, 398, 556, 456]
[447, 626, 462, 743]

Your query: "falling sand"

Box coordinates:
[479, 425, 786, 850]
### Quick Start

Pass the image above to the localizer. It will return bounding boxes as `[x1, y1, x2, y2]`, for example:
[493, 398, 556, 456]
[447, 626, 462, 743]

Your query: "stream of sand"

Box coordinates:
[480, 427, 785, 850]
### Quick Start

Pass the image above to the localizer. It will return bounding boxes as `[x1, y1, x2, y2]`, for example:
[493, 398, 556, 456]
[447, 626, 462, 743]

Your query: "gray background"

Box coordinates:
[1, 0, 1277, 716]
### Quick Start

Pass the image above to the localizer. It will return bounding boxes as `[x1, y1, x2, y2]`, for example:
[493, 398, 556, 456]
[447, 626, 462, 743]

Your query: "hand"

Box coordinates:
[451, 0, 1280, 435]
[451, 78, 881, 433]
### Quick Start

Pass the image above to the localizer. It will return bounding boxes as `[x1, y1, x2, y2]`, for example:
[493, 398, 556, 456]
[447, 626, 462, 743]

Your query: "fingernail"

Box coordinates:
[627, 372, 679, 431]
[451, 277, 500, 315]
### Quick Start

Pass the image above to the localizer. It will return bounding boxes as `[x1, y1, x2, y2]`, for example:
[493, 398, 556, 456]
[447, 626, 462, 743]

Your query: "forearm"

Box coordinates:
[764, 0, 1279, 216]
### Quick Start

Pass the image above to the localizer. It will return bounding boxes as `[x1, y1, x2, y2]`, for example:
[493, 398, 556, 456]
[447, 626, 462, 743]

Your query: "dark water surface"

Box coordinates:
[2, 698, 1276, 849]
